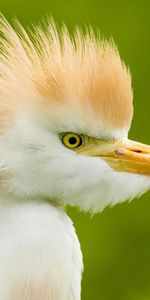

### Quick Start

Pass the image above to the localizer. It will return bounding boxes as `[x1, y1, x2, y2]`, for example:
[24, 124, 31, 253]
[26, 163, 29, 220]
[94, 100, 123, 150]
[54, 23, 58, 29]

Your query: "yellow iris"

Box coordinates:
[62, 133, 83, 149]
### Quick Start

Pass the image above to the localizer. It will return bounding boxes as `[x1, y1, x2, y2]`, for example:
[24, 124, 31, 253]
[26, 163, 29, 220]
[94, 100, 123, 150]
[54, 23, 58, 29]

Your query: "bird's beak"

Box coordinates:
[77, 138, 150, 176]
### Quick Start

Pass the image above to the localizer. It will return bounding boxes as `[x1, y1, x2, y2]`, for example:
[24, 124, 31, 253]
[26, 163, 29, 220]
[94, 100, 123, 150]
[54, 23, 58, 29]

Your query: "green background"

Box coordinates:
[1, 1, 150, 299]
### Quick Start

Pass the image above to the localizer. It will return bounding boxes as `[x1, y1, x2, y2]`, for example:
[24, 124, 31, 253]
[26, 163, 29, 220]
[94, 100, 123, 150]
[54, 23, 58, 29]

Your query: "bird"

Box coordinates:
[0, 14, 150, 300]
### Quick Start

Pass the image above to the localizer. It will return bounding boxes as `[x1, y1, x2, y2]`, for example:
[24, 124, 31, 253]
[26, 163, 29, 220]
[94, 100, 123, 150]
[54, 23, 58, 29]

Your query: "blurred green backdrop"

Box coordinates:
[1, 1, 150, 299]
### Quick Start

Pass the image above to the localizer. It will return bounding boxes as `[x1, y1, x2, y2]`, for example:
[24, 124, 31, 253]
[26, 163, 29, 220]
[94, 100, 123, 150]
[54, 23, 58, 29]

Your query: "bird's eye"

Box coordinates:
[62, 133, 83, 149]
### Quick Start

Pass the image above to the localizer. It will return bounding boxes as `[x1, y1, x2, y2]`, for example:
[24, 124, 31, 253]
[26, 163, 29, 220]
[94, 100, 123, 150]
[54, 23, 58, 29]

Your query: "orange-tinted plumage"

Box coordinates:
[0, 16, 133, 133]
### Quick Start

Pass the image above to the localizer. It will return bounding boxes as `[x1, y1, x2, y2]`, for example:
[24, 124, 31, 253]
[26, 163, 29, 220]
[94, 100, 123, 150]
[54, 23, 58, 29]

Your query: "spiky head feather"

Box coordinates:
[0, 16, 133, 138]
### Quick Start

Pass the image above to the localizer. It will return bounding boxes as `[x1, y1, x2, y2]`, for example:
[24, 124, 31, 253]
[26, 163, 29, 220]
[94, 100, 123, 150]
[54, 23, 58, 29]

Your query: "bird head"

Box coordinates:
[0, 16, 150, 212]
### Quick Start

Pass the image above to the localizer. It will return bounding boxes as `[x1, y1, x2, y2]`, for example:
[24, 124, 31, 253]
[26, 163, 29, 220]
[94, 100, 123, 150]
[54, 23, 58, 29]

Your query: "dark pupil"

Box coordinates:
[69, 137, 77, 145]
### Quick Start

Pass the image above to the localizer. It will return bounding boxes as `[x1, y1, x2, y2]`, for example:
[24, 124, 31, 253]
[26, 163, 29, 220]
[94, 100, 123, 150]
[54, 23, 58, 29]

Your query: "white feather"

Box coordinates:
[0, 201, 82, 299]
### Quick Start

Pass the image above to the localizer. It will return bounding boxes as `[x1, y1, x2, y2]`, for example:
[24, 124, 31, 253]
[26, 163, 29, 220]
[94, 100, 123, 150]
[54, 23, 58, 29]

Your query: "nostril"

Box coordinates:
[131, 149, 142, 153]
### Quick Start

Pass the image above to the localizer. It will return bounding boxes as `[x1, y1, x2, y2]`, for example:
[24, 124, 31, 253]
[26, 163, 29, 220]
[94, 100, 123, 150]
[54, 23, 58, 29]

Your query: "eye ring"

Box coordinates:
[62, 133, 83, 149]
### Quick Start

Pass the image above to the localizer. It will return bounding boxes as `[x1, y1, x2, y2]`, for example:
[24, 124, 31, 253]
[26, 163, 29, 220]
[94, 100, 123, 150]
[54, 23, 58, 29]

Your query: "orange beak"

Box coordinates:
[77, 138, 150, 176]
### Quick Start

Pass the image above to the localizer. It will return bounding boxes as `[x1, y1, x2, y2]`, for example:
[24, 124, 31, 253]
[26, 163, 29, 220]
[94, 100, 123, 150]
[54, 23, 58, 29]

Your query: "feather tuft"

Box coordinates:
[0, 15, 133, 133]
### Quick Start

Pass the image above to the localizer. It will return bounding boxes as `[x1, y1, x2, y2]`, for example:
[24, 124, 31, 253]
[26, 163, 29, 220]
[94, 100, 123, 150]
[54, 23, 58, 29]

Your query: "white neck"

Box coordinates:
[0, 197, 83, 300]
